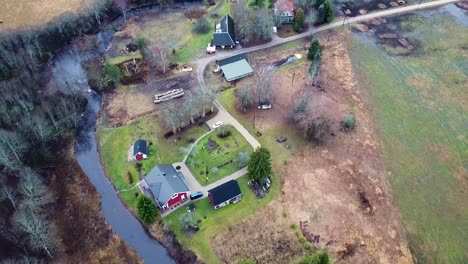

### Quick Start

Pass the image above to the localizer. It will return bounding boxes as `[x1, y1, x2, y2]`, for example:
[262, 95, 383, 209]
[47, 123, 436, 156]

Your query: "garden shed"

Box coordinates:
[208, 180, 242, 209]
[218, 54, 253, 82]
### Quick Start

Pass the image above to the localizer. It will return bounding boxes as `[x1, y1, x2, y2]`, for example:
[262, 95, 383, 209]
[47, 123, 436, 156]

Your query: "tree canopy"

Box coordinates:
[247, 147, 272, 182]
[137, 195, 158, 224]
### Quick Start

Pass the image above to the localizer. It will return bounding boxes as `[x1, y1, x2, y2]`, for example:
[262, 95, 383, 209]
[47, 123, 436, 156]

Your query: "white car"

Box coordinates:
[212, 121, 223, 129]
[258, 104, 272, 110]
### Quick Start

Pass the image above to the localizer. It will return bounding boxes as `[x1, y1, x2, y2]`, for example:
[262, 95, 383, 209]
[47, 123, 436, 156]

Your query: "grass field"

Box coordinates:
[186, 125, 253, 185]
[0, 0, 82, 31]
[122, 1, 231, 64]
[165, 175, 280, 264]
[98, 114, 209, 210]
[348, 10, 467, 263]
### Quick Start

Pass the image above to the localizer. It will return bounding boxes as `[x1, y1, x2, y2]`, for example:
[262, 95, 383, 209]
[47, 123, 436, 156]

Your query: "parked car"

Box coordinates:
[258, 103, 272, 110]
[190, 191, 203, 200]
[212, 121, 223, 129]
[206, 43, 216, 54]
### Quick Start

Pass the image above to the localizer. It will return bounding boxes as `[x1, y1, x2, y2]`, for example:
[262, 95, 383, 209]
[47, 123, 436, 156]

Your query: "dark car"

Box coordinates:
[190, 191, 204, 200]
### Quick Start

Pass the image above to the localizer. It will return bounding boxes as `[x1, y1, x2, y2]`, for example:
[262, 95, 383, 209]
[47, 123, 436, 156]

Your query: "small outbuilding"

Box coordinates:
[133, 139, 148, 160]
[208, 180, 242, 209]
[218, 54, 253, 82]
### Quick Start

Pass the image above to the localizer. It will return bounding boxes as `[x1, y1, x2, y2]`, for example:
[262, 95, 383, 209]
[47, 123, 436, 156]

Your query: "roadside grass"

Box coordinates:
[186, 125, 253, 186]
[348, 12, 467, 263]
[98, 114, 210, 210]
[164, 174, 280, 264]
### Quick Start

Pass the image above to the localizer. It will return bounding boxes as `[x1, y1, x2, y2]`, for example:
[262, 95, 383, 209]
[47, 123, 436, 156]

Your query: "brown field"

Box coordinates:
[211, 30, 413, 264]
[50, 140, 142, 263]
[0, 0, 83, 31]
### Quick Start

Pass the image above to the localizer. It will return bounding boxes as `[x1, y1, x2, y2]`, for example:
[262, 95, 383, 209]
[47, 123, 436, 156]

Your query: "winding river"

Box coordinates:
[52, 48, 175, 263]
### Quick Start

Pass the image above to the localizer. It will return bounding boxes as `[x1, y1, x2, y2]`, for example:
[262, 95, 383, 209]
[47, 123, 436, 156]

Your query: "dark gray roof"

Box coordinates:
[208, 180, 241, 206]
[218, 53, 248, 66]
[213, 14, 235, 47]
[144, 165, 189, 206]
[133, 139, 148, 156]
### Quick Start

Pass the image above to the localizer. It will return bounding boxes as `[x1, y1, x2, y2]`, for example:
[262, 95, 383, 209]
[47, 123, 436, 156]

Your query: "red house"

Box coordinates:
[142, 165, 190, 211]
[208, 180, 242, 209]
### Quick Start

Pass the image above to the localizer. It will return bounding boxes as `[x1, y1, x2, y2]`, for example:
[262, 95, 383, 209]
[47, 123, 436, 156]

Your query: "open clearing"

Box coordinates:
[201, 30, 413, 263]
[349, 6, 467, 263]
[0, 0, 83, 31]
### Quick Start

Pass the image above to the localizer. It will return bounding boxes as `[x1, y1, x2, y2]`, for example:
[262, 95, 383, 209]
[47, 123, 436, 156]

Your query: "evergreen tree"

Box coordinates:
[308, 38, 322, 60]
[294, 8, 305, 32]
[318, 1, 334, 24]
[247, 147, 272, 182]
[137, 196, 158, 224]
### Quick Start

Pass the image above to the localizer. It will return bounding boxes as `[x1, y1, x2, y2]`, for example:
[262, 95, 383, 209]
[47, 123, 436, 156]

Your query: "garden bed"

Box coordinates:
[185, 125, 253, 185]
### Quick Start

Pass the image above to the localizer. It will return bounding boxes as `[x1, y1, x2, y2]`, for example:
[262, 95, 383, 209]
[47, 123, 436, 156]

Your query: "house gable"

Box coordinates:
[213, 14, 236, 47]
[144, 165, 190, 208]
[207, 180, 242, 209]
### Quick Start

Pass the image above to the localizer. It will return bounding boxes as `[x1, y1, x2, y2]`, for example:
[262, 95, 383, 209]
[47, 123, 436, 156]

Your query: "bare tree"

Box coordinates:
[237, 86, 253, 111]
[254, 65, 277, 104]
[253, 9, 274, 41]
[0, 131, 28, 172]
[161, 102, 179, 134]
[145, 43, 170, 74]
[0, 185, 17, 209]
[113, 0, 129, 22]
[203, 85, 218, 113]
[14, 210, 55, 257]
[235, 151, 250, 167]
[183, 93, 198, 124]
[195, 86, 209, 117]
[85, 0, 106, 25]
[234, 0, 253, 43]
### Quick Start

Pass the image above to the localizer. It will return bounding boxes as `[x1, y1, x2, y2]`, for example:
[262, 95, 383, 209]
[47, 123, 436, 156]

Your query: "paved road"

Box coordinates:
[195, 0, 460, 84]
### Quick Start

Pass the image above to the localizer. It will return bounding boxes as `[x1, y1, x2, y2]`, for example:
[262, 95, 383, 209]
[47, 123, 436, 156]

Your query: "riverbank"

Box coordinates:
[50, 139, 143, 263]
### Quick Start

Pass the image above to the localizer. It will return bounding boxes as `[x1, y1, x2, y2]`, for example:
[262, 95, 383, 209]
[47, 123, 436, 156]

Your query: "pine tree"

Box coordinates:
[137, 196, 158, 224]
[294, 8, 305, 32]
[247, 147, 272, 182]
[308, 38, 322, 60]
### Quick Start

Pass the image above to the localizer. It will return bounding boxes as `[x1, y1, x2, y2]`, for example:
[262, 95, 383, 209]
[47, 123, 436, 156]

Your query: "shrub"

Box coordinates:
[282, 212, 288, 218]
[127, 171, 133, 184]
[295, 230, 301, 237]
[239, 258, 256, 264]
[193, 17, 211, 34]
[299, 237, 306, 243]
[105, 62, 121, 83]
[217, 130, 232, 138]
[341, 114, 356, 131]
[136, 38, 146, 50]
[303, 242, 312, 250]
[290, 223, 297, 229]
[137, 196, 158, 224]
[297, 251, 331, 264]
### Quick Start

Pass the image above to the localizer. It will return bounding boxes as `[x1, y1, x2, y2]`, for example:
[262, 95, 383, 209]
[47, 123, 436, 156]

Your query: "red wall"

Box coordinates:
[164, 192, 189, 208]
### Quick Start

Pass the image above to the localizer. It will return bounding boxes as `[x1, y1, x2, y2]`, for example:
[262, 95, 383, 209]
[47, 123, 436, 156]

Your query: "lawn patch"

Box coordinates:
[98, 114, 209, 210]
[186, 125, 253, 185]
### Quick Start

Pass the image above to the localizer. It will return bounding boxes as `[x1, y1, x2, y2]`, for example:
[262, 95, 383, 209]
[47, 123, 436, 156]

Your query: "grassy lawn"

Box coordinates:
[98, 114, 210, 210]
[107, 51, 143, 65]
[219, 88, 307, 164]
[186, 125, 253, 185]
[164, 175, 280, 264]
[348, 12, 467, 263]
[121, 1, 231, 65]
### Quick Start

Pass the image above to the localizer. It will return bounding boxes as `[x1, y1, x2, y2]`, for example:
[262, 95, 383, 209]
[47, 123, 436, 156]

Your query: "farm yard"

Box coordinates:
[186, 125, 253, 185]
[349, 7, 467, 263]
[98, 114, 210, 210]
